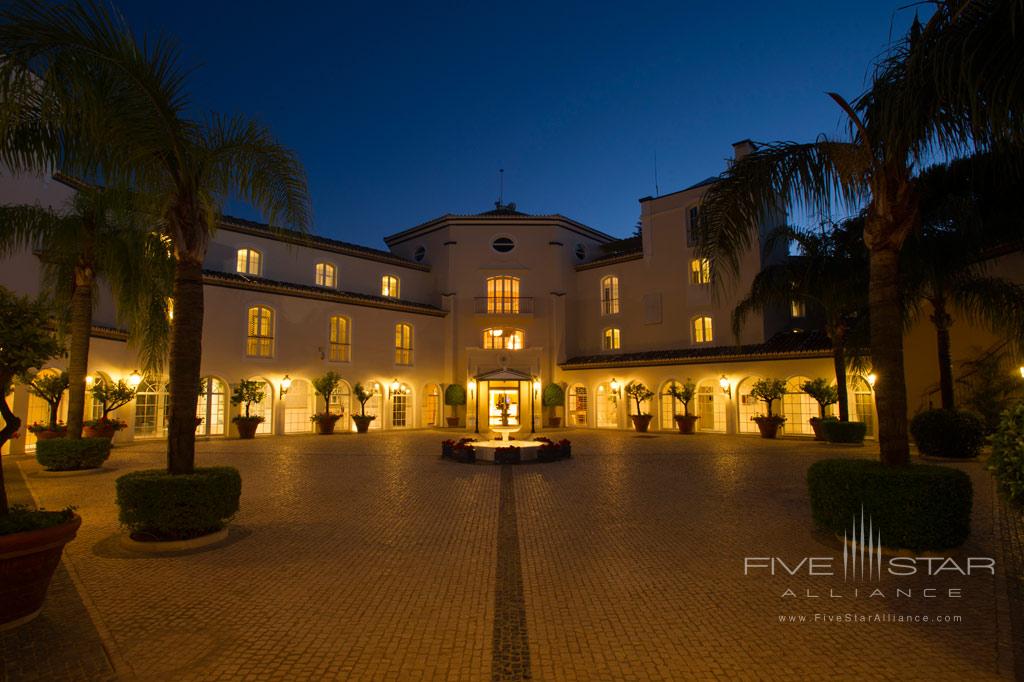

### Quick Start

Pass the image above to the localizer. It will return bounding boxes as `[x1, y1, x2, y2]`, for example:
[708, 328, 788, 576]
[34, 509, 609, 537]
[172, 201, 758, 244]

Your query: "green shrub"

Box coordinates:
[821, 420, 867, 444]
[35, 437, 112, 471]
[807, 458, 972, 550]
[910, 408, 985, 459]
[541, 383, 565, 408]
[116, 467, 242, 540]
[989, 402, 1024, 506]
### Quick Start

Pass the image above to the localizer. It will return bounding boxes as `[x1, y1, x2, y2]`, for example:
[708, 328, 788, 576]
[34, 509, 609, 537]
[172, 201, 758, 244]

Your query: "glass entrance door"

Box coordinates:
[487, 382, 520, 427]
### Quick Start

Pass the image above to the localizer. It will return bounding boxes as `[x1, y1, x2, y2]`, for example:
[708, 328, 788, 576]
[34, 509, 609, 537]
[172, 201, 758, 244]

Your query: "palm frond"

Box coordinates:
[950, 275, 1024, 356]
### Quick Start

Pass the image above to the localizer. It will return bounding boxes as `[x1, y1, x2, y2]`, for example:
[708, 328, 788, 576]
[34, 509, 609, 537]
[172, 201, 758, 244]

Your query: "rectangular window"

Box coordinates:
[392, 393, 407, 427]
[790, 299, 806, 318]
[687, 206, 699, 247]
[693, 316, 713, 344]
[236, 249, 262, 276]
[329, 316, 350, 362]
[689, 258, 711, 285]
[601, 276, 620, 315]
[382, 275, 400, 298]
[486, 276, 520, 314]
[603, 328, 620, 350]
[316, 263, 337, 288]
[247, 306, 274, 357]
[395, 323, 413, 365]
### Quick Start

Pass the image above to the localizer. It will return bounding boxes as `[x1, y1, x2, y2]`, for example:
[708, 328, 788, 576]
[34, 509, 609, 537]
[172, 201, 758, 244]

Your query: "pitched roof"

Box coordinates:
[560, 330, 832, 369]
[383, 208, 617, 246]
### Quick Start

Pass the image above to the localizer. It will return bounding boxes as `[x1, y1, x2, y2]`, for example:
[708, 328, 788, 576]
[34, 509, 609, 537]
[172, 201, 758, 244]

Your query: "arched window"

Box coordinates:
[315, 262, 337, 288]
[692, 316, 713, 343]
[782, 376, 817, 435]
[134, 376, 169, 438]
[568, 384, 588, 426]
[247, 305, 274, 357]
[695, 379, 727, 432]
[851, 376, 876, 437]
[284, 379, 315, 434]
[737, 376, 764, 434]
[329, 316, 351, 362]
[236, 248, 262, 276]
[196, 377, 227, 436]
[395, 323, 413, 365]
[602, 328, 621, 350]
[391, 383, 411, 428]
[600, 276, 620, 315]
[689, 258, 711, 285]
[660, 380, 683, 430]
[331, 380, 351, 432]
[483, 327, 525, 350]
[486, 276, 520, 313]
[245, 378, 274, 435]
[381, 275, 400, 298]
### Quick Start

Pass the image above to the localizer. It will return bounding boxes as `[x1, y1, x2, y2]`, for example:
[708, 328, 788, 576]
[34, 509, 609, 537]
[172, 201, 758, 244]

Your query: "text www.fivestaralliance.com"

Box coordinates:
[779, 613, 963, 624]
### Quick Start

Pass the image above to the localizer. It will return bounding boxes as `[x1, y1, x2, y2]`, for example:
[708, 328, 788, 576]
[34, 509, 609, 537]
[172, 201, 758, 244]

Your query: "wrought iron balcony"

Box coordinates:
[473, 297, 534, 315]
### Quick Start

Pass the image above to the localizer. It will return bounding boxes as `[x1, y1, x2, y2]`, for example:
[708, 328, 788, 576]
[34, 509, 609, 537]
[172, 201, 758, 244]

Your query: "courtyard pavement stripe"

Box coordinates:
[491, 465, 532, 681]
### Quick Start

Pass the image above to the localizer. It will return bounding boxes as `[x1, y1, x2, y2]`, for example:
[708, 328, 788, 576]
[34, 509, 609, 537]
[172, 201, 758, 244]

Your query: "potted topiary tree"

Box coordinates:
[667, 380, 699, 434]
[750, 378, 788, 438]
[625, 382, 654, 432]
[24, 370, 68, 440]
[352, 382, 377, 433]
[0, 288, 81, 629]
[84, 379, 135, 438]
[311, 371, 343, 435]
[801, 378, 839, 440]
[542, 383, 565, 427]
[444, 383, 466, 428]
[230, 379, 266, 439]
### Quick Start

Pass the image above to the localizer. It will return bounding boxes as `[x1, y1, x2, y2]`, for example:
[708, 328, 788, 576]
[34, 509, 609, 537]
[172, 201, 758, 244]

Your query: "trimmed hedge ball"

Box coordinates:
[116, 467, 242, 540]
[910, 409, 985, 459]
[35, 437, 112, 471]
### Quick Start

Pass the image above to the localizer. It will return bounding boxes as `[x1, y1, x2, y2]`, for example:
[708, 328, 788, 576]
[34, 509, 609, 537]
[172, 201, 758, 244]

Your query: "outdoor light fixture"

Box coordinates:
[867, 373, 877, 388]
[533, 378, 541, 393]
[280, 374, 292, 398]
[85, 375, 95, 387]
[127, 370, 142, 387]
[390, 378, 400, 394]
[719, 375, 731, 398]
[610, 378, 620, 394]
[1019, 366, 1024, 379]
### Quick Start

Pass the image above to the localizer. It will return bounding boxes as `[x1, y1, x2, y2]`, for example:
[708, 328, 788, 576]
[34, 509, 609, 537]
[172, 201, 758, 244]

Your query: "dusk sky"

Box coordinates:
[120, 1, 920, 245]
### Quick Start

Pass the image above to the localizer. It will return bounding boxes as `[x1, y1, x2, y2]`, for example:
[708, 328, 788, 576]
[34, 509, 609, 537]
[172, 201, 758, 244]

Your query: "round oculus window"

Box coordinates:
[414, 246, 426, 262]
[491, 236, 515, 253]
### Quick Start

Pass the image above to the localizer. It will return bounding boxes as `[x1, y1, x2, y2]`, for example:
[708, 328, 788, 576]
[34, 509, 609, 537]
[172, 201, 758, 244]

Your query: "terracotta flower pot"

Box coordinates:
[0, 513, 82, 629]
[631, 414, 653, 433]
[314, 414, 341, 435]
[33, 428, 65, 441]
[753, 417, 784, 439]
[547, 416, 562, 428]
[352, 415, 375, 433]
[809, 417, 829, 441]
[446, 417, 460, 428]
[83, 422, 117, 439]
[233, 418, 262, 439]
[674, 414, 699, 434]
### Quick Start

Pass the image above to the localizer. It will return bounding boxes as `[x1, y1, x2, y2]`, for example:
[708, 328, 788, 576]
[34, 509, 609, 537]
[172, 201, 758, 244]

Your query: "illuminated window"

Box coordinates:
[381, 275, 400, 298]
[692, 316, 713, 344]
[236, 248, 262, 276]
[315, 262, 337, 288]
[394, 323, 413, 365]
[486, 276, 520, 313]
[600, 276, 620, 315]
[246, 305, 274, 357]
[689, 258, 711, 285]
[790, 299, 806, 318]
[329, 316, 350, 362]
[483, 328, 525, 350]
[602, 328, 621, 350]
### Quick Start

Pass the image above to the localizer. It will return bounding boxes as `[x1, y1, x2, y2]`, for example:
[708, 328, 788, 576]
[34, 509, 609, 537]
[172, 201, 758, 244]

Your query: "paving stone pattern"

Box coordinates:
[4, 430, 1016, 680]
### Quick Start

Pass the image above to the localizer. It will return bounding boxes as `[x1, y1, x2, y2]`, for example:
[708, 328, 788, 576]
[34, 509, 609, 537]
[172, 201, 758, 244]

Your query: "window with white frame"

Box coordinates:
[381, 275, 400, 298]
[692, 316, 713, 344]
[600, 276, 620, 315]
[246, 305, 274, 357]
[395, 323, 413, 365]
[602, 327, 621, 350]
[315, 262, 337, 288]
[236, 248, 262, 276]
[329, 315, 351, 362]
[483, 327, 525, 350]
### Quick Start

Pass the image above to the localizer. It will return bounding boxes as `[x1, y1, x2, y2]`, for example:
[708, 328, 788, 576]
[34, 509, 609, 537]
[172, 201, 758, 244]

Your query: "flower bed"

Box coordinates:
[441, 438, 477, 463]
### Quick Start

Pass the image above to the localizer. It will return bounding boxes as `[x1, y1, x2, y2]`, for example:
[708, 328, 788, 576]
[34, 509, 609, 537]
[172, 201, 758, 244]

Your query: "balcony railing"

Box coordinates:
[474, 297, 534, 314]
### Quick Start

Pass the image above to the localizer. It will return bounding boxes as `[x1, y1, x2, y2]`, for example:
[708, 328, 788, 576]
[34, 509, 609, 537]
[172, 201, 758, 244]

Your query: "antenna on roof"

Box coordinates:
[496, 168, 504, 209]
[653, 150, 660, 197]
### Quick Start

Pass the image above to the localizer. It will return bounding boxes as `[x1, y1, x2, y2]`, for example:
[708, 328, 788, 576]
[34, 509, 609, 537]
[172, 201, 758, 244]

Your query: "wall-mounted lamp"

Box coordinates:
[533, 378, 542, 393]
[390, 378, 401, 396]
[127, 370, 142, 388]
[1019, 366, 1024, 379]
[280, 374, 292, 398]
[85, 375, 95, 387]
[468, 378, 477, 398]
[867, 373, 877, 388]
[610, 378, 620, 394]
[719, 375, 731, 399]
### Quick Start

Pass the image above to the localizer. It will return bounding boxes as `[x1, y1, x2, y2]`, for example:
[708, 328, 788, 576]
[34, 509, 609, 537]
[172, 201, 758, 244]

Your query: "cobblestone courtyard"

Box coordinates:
[2, 430, 1018, 680]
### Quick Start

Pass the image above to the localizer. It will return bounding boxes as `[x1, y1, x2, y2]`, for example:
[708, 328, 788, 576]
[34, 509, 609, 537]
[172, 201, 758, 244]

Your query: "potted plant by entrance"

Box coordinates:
[352, 382, 377, 433]
[801, 377, 839, 440]
[311, 371, 344, 435]
[542, 383, 565, 427]
[83, 379, 135, 438]
[230, 379, 266, 439]
[24, 370, 69, 440]
[667, 379, 700, 434]
[750, 378, 787, 438]
[625, 382, 655, 432]
[0, 288, 81, 629]
[444, 383, 466, 428]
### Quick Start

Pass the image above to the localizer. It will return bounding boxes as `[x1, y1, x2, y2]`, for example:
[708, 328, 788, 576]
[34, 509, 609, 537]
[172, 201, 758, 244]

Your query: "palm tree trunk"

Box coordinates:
[929, 295, 955, 410]
[65, 267, 94, 439]
[831, 326, 850, 421]
[166, 258, 204, 475]
[869, 248, 910, 466]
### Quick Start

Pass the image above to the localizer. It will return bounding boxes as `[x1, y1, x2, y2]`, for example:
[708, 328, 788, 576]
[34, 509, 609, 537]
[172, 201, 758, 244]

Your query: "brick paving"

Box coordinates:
[3, 430, 1017, 680]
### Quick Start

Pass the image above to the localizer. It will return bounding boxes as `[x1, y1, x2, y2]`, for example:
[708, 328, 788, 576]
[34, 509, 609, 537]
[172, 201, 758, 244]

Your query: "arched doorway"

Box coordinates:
[359, 381, 383, 430]
[659, 379, 683, 430]
[245, 377, 274, 435]
[25, 368, 68, 449]
[625, 381, 651, 421]
[331, 380, 351, 432]
[197, 376, 227, 436]
[850, 376, 876, 437]
[284, 378, 314, 433]
[782, 376, 817, 436]
[736, 376, 764, 434]
[135, 375, 169, 438]
[596, 383, 618, 428]
[391, 383, 412, 428]
[86, 371, 113, 422]
[423, 384, 441, 427]
[695, 378, 726, 432]
[567, 384, 588, 426]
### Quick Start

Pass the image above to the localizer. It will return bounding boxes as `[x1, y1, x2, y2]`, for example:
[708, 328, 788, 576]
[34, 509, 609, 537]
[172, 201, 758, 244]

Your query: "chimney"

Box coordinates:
[732, 139, 756, 160]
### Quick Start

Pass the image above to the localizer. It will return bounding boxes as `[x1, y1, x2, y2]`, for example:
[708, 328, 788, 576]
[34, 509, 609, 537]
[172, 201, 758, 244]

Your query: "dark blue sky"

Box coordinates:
[120, 1, 918, 245]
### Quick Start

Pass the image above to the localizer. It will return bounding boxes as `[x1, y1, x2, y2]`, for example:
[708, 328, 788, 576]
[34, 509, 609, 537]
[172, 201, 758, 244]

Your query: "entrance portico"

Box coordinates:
[467, 367, 540, 437]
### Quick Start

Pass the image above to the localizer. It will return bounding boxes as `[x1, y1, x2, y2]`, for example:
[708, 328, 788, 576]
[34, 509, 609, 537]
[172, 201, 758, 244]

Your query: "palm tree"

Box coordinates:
[0, 187, 173, 438]
[697, 3, 1024, 466]
[732, 221, 868, 421]
[0, 1, 311, 473]
[901, 151, 1024, 410]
